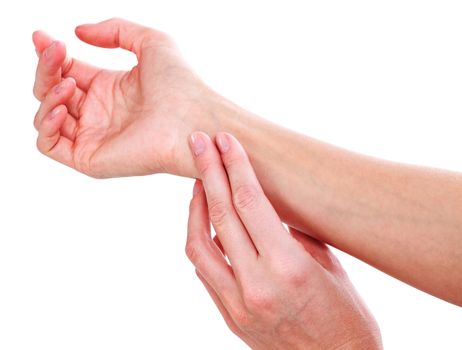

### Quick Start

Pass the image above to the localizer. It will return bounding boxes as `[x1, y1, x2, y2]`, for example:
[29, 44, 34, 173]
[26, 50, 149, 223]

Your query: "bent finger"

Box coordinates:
[33, 31, 101, 92]
[32, 30, 53, 56]
[33, 40, 65, 100]
[61, 53, 101, 91]
[36, 105, 74, 168]
[216, 132, 293, 256]
[34, 78, 77, 130]
[60, 114, 78, 141]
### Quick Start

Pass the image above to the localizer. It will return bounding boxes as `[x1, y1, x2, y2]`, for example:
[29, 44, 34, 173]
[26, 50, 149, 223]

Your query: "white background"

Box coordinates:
[0, 1, 461, 349]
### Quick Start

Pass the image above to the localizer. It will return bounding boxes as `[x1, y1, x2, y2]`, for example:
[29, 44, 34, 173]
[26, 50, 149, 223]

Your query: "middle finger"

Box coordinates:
[189, 131, 258, 273]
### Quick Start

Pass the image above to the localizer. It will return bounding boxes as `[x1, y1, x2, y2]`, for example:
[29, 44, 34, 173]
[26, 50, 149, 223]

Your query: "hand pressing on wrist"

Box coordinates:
[32, 18, 217, 179]
[186, 131, 382, 350]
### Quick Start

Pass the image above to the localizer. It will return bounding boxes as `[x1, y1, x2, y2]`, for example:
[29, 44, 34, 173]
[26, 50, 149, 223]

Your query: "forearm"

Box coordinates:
[198, 93, 462, 305]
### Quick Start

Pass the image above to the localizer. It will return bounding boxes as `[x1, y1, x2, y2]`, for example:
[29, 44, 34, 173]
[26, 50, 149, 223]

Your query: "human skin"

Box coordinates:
[186, 131, 382, 349]
[32, 18, 462, 306]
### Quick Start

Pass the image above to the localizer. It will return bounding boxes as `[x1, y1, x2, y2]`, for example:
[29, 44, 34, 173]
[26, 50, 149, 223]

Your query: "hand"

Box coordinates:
[185, 132, 382, 350]
[32, 18, 217, 178]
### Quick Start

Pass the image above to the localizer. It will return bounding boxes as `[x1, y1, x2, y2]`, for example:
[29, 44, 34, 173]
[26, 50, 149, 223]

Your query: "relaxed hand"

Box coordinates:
[32, 18, 217, 178]
[185, 131, 382, 349]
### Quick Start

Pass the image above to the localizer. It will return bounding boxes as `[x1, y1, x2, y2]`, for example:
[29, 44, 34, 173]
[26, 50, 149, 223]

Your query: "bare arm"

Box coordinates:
[196, 94, 462, 306]
[32, 19, 462, 306]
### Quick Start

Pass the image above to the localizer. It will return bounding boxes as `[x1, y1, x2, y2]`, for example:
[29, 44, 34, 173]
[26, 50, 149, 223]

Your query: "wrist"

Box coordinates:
[167, 87, 254, 178]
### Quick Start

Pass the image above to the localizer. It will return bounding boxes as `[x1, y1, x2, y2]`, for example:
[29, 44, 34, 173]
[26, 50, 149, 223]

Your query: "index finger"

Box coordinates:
[32, 30, 102, 100]
[33, 39, 65, 101]
[32, 30, 54, 56]
[189, 131, 257, 272]
[215, 132, 293, 256]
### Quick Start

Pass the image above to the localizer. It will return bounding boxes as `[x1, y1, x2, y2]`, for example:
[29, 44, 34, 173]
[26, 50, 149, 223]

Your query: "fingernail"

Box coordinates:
[54, 80, 67, 95]
[43, 41, 57, 59]
[49, 106, 62, 120]
[190, 132, 206, 156]
[193, 180, 202, 196]
[216, 134, 230, 153]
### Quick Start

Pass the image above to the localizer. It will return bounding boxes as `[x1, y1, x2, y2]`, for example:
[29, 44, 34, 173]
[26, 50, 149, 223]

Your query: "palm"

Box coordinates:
[71, 67, 160, 178]
[75, 50, 202, 178]
[34, 21, 205, 178]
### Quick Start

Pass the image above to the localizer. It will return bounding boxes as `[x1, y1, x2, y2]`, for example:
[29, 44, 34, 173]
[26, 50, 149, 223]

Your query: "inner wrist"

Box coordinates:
[200, 88, 246, 136]
[172, 86, 264, 178]
[167, 89, 240, 178]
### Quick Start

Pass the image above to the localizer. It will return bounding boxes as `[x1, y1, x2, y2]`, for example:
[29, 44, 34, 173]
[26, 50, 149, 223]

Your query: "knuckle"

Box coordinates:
[154, 30, 172, 43]
[223, 152, 246, 169]
[185, 239, 202, 265]
[230, 307, 250, 329]
[32, 87, 39, 100]
[285, 269, 309, 287]
[62, 57, 75, 75]
[147, 28, 168, 41]
[243, 289, 274, 313]
[32, 86, 44, 101]
[233, 184, 259, 211]
[139, 27, 155, 41]
[196, 158, 214, 176]
[141, 29, 172, 48]
[107, 17, 123, 24]
[270, 258, 308, 287]
[36, 137, 45, 154]
[33, 115, 40, 130]
[207, 198, 229, 227]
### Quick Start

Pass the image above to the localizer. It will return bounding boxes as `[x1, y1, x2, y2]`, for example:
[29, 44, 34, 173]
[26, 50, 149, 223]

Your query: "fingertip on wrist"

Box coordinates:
[215, 132, 230, 154]
[189, 131, 208, 157]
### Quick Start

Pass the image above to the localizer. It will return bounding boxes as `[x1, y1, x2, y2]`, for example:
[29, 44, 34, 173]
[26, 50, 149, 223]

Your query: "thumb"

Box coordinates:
[75, 18, 167, 57]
